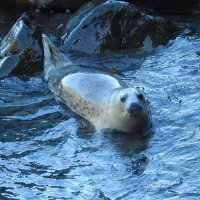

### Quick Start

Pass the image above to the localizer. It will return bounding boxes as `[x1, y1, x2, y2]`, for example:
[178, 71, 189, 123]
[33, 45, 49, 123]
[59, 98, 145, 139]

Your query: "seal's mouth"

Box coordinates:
[129, 113, 150, 131]
[116, 109, 150, 133]
[127, 109, 145, 118]
[126, 103, 143, 115]
[129, 113, 147, 123]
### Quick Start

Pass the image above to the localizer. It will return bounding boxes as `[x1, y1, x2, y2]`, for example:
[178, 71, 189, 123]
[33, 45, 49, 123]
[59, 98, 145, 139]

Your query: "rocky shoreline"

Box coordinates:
[0, 0, 199, 13]
[0, 0, 199, 77]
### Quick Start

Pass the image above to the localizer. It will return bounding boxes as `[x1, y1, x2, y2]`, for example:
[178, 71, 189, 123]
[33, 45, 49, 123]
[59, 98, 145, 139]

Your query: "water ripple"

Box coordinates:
[1, 36, 200, 199]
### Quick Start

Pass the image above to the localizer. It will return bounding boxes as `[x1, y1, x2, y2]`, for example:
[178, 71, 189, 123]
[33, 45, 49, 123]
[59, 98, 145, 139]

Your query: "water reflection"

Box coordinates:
[1, 36, 200, 199]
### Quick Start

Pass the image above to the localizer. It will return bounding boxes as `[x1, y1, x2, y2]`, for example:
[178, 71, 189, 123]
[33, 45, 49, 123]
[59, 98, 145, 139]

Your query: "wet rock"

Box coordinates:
[61, 0, 182, 54]
[0, 13, 43, 78]
[31, 10, 71, 38]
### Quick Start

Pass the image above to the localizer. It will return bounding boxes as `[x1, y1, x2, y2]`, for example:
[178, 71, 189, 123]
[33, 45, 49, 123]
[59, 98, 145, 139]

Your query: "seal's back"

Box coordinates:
[61, 72, 121, 104]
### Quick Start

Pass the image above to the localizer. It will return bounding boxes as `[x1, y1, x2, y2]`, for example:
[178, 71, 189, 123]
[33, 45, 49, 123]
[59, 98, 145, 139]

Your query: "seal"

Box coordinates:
[42, 34, 150, 133]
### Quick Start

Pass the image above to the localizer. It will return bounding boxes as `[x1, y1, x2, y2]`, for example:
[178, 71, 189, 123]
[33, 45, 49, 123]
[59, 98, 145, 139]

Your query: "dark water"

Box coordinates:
[1, 15, 200, 200]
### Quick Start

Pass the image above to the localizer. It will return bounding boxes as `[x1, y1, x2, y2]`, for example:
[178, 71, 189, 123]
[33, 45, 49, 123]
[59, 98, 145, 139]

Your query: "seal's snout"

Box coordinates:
[127, 103, 143, 114]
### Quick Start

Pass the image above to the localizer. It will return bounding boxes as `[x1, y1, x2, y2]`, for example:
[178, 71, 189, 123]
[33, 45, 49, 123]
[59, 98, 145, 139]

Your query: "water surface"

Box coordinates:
[1, 31, 200, 199]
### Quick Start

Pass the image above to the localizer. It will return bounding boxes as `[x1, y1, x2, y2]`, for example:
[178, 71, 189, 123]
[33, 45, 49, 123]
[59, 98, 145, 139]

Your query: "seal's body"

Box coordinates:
[42, 34, 149, 133]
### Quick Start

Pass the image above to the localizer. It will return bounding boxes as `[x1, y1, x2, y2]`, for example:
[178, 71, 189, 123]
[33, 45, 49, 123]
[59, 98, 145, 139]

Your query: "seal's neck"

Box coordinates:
[93, 90, 122, 130]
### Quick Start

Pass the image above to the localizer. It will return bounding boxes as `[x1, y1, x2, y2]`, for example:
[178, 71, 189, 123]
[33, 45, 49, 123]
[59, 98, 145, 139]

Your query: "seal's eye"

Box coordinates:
[120, 95, 128, 103]
[137, 94, 144, 100]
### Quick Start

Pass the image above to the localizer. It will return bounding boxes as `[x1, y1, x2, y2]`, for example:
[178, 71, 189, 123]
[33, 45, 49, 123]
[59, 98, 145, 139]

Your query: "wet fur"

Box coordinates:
[42, 34, 150, 133]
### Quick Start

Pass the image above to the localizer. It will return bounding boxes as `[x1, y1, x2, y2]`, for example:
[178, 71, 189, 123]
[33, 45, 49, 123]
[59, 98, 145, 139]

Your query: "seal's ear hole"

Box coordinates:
[120, 94, 128, 103]
[137, 94, 144, 100]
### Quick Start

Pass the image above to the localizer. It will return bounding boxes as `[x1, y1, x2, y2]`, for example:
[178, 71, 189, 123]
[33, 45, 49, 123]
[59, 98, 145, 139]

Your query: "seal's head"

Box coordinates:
[111, 88, 149, 133]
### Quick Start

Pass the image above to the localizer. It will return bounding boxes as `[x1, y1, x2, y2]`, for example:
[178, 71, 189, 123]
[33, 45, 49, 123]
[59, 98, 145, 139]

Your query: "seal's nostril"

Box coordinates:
[128, 103, 143, 113]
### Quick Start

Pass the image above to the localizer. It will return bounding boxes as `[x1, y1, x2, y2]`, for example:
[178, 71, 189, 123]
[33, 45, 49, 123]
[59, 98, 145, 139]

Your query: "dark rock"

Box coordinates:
[0, 0, 90, 12]
[127, 0, 199, 13]
[0, 13, 43, 78]
[61, 0, 182, 54]
[0, 7, 22, 39]
[31, 10, 71, 39]
[0, 0, 198, 13]
[0, 0, 35, 10]
[35, 0, 89, 11]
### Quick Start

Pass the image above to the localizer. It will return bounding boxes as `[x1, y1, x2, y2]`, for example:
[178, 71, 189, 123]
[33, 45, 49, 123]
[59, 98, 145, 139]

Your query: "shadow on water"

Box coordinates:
[75, 115, 153, 176]
[67, 48, 150, 73]
[103, 127, 153, 173]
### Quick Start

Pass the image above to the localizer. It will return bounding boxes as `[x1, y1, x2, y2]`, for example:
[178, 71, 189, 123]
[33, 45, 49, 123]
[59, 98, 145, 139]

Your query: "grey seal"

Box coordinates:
[42, 34, 150, 133]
